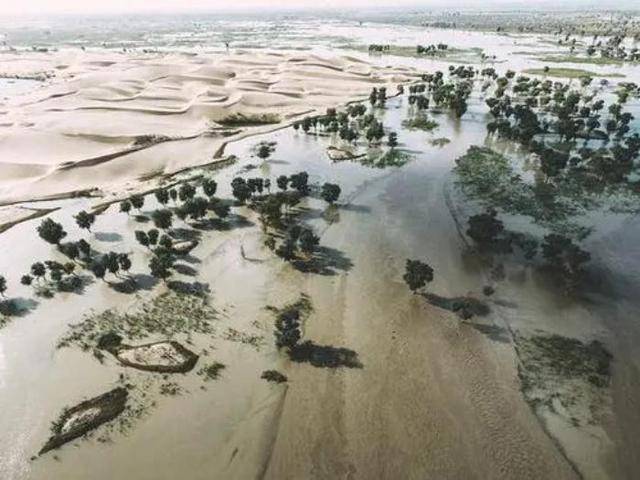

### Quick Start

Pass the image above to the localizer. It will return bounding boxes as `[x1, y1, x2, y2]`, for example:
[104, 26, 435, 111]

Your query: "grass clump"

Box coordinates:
[57, 292, 217, 351]
[515, 333, 612, 427]
[197, 362, 226, 381]
[269, 294, 313, 350]
[454, 146, 590, 237]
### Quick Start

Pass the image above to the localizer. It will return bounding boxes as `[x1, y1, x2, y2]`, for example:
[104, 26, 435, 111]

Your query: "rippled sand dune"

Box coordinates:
[0, 50, 415, 204]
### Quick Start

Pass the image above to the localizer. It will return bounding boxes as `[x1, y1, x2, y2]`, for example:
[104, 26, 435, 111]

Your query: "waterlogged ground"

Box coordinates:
[1, 15, 640, 479]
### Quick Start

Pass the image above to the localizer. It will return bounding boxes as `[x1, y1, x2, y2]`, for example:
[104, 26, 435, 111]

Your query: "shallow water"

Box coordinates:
[0, 13, 639, 480]
[0, 79, 637, 478]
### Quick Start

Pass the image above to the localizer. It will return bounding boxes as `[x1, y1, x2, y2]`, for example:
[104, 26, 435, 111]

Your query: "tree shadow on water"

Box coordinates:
[421, 292, 490, 320]
[94, 232, 123, 242]
[0, 297, 39, 318]
[289, 341, 363, 369]
[110, 274, 158, 294]
[193, 215, 254, 232]
[174, 263, 198, 277]
[339, 203, 371, 214]
[291, 247, 353, 276]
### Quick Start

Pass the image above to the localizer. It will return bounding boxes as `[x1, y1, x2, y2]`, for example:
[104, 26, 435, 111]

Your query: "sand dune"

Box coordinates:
[0, 49, 415, 206]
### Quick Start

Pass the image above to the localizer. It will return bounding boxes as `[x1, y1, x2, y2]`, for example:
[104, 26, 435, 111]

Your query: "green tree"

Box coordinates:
[103, 252, 120, 276]
[403, 259, 434, 293]
[59, 242, 80, 261]
[181, 197, 209, 221]
[231, 178, 252, 204]
[211, 202, 230, 219]
[90, 261, 106, 281]
[289, 172, 309, 195]
[37, 218, 67, 245]
[31, 262, 46, 282]
[299, 229, 319, 254]
[120, 200, 132, 215]
[388, 132, 398, 148]
[130, 194, 145, 211]
[321, 183, 341, 204]
[149, 252, 174, 283]
[202, 179, 218, 198]
[179, 183, 196, 202]
[155, 189, 170, 206]
[467, 209, 504, 247]
[147, 229, 159, 246]
[77, 239, 92, 259]
[74, 210, 95, 232]
[276, 175, 289, 191]
[151, 209, 173, 230]
[135, 230, 150, 249]
[118, 254, 132, 274]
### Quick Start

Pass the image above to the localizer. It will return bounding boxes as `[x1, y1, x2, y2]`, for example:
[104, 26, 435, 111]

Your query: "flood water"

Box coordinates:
[0, 13, 640, 480]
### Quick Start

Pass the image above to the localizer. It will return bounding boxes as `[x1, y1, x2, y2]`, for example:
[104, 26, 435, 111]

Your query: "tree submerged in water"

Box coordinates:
[403, 259, 434, 293]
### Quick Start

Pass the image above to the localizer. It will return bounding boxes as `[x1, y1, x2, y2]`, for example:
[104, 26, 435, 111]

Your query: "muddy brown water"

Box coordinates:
[0, 48, 640, 479]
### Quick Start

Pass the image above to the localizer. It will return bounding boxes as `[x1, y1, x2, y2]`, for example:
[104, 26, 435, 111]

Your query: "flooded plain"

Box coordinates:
[0, 13, 639, 480]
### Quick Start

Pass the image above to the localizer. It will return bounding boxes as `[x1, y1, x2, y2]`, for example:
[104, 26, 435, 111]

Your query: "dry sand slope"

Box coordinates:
[0, 49, 414, 205]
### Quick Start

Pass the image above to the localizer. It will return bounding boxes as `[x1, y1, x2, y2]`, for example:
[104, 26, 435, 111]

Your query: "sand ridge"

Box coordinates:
[0, 49, 416, 206]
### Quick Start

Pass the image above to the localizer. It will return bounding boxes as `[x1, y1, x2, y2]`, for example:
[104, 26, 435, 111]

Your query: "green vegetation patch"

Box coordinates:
[534, 55, 624, 66]
[361, 149, 413, 169]
[454, 146, 592, 237]
[515, 333, 612, 427]
[523, 67, 625, 79]
[58, 292, 217, 351]
[352, 44, 477, 60]
[218, 112, 281, 126]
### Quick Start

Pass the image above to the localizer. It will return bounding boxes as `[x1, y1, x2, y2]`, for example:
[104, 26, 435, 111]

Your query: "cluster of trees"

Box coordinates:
[557, 33, 640, 62]
[255, 141, 277, 161]
[272, 225, 320, 261]
[485, 74, 640, 190]
[408, 84, 430, 110]
[416, 43, 449, 55]
[121, 179, 231, 229]
[29, 175, 231, 295]
[225, 170, 343, 266]
[405, 70, 472, 118]
[403, 259, 434, 293]
[294, 103, 397, 148]
[21, 260, 81, 296]
[369, 87, 387, 108]
[464, 208, 590, 291]
[30, 215, 140, 294]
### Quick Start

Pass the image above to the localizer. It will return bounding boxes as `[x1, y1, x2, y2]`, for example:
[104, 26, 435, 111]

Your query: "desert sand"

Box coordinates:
[0, 49, 414, 209]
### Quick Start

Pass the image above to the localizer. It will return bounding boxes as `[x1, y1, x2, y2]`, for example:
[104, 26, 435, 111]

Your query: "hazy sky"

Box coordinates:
[0, 0, 628, 16]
